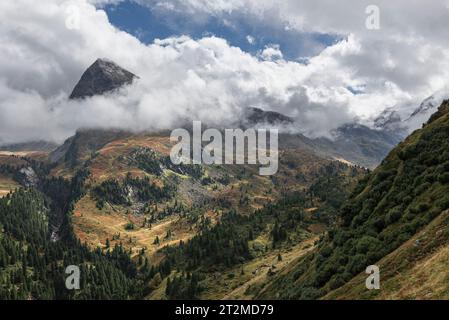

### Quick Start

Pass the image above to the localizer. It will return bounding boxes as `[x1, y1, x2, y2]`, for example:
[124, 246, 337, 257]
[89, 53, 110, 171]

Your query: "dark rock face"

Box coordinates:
[374, 109, 402, 131]
[69, 59, 137, 99]
[245, 107, 293, 125]
[17, 167, 38, 187]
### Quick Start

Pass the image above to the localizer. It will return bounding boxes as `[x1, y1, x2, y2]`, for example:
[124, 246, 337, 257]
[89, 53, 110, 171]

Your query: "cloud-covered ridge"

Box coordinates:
[1, 0, 449, 144]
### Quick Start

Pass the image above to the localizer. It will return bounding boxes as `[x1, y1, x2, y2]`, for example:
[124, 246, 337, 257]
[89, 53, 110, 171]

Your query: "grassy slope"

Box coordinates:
[70, 135, 206, 264]
[258, 100, 449, 300]
[68, 134, 341, 254]
[73, 194, 206, 264]
[50, 131, 364, 299]
[0, 175, 19, 198]
[324, 209, 449, 299]
[0, 154, 26, 198]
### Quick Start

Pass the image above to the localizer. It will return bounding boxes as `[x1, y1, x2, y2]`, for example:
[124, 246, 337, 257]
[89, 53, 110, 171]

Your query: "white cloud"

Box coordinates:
[246, 35, 255, 45]
[116, 1, 449, 102]
[259, 45, 283, 61]
[1, 0, 449, 145]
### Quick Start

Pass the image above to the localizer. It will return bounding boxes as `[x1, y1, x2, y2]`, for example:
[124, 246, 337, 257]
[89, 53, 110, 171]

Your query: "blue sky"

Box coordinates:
[103, 0, 339, 61]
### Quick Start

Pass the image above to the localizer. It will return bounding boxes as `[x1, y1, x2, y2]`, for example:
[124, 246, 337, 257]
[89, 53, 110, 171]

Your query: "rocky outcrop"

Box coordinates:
[70, 58, 138, 99]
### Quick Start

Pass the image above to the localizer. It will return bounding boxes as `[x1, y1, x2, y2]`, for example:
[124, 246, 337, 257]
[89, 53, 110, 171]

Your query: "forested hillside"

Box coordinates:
[0, 135, 365, 300]
[0, 157, 143, 299]
[258, 100, 449, 299]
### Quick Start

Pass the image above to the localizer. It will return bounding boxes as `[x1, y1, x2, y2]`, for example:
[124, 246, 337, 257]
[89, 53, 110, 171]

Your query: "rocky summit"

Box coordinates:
[69, 58, 137, 99]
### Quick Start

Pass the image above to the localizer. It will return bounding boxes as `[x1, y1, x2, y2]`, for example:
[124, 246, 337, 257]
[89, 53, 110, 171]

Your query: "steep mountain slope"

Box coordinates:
[0, 123, 366, 300]
[16, 101, 364, 299]
[0, 155, 143, 299]
[258, 99, 449, 300]
[55, 133, 364, 256]
[0, 192, 141, 300]
[313, 124, 403, 168]
[277, 124, 403, 169]
[69, 59, 137, 99]
[324, 208, 449, 299]
[49, 129, 132, 168]
[404, 91, 449, 130]
[374, 90, 449, 135]
[0, 154, 36, 198]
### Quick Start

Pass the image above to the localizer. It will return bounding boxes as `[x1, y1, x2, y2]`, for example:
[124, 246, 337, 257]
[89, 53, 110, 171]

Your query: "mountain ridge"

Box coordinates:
[2, 58, 405, 169]
[257, 99, 449, 299]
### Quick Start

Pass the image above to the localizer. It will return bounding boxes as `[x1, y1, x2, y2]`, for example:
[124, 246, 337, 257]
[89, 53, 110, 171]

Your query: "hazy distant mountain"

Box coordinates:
[315, 124, 404, 168]
[374, 91, 449, 135]
[404, 92, 449, 130]
[0, 140, 58, 152]
[244, 107, 294, 126]
[374, 109, 404, 132]
[69, 58, 138, 99]
[409, 95, 441, 118]
[53, 59, 405, 169]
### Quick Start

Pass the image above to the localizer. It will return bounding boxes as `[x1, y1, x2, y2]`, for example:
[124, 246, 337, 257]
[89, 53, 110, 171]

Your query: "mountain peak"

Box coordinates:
[427, 99, 449, 124]
[245, 107, 293, 126]
[69, 58, 138, 99]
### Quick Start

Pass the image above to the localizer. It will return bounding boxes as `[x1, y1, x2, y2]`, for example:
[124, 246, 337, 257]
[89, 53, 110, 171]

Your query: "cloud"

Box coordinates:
[246, 35, 255, 45]
[259, 45, 283, 61]
[1, 0, 449, 145]
[104, 1, 449, 103]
